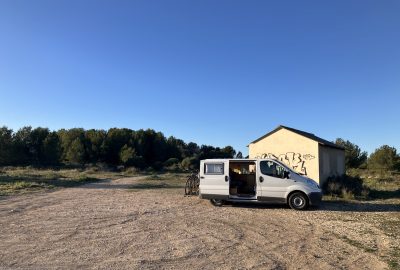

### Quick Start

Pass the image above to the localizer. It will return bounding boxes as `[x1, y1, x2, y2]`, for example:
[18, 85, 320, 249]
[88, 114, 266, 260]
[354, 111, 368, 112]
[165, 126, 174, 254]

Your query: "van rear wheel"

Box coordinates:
[210, 199, 224, 207]
[288, 192, 309, 210]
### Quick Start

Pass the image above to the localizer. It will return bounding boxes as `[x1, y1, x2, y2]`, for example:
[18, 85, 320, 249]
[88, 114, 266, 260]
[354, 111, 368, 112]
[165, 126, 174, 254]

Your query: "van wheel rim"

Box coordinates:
[293, 197, 304, 207]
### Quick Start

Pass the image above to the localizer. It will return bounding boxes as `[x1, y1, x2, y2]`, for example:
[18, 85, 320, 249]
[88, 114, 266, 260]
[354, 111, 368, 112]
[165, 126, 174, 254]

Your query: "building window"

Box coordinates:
[205, 163, 224, 175]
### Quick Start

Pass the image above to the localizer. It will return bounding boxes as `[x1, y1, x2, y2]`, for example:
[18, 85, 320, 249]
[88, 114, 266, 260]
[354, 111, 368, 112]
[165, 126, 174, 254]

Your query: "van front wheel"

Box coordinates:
[288, 192, 309, 210]
[210, 199, 225, 207]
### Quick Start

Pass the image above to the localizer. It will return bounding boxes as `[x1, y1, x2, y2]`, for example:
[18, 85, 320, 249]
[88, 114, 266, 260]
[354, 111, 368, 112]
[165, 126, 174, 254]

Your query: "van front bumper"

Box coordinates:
[308, 192, 322, 206]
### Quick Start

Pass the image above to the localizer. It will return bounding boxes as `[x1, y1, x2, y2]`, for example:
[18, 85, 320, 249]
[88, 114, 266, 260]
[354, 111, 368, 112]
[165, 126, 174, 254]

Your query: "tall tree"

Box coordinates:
[236, 151, 243, 158]
[85, 129, 106, 163]
[119, 144, 136, 166]
[335, 138, 367, 168]
[13, 126, 33, 165]
[29, 127, 51, 165]
[368, 145, 400, 171]
[0, 126, 14, 165]
[58, 128, 87, 162]
[66, 138, 86, 164]
[221, 146, 236, 158]
[42, 132, 61, 165]
[102, 128, 134, 164]
[166, 136, 185, 160]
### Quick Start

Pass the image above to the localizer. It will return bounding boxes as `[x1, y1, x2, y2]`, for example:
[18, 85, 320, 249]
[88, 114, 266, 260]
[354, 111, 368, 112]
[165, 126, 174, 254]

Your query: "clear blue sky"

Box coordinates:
[1, 0, 399, 156]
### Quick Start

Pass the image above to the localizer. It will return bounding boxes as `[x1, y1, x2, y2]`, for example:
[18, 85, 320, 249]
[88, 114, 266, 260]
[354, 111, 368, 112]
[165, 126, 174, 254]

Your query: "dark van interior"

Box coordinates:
[229, 161, 256, 197]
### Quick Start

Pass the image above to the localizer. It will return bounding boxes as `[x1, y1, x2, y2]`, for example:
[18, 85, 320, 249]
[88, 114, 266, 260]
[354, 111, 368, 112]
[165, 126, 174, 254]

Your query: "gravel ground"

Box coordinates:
[0, 177, 399, 269]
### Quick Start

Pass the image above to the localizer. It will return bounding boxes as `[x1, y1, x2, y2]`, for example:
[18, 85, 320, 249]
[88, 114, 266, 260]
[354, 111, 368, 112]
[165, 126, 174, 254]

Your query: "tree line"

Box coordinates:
[0, 126, 238, 170]
[1, 126, 398, 171]
[335, 138, 400, 171]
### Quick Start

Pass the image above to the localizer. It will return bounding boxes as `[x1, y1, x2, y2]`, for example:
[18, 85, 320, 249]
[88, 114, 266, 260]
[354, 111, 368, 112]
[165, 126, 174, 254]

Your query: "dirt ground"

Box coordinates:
[0, 177, 399, 270]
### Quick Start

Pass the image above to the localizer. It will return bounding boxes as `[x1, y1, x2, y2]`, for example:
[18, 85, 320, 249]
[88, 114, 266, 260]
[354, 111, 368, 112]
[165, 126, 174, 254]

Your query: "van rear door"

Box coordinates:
[199, 160, 229, 200]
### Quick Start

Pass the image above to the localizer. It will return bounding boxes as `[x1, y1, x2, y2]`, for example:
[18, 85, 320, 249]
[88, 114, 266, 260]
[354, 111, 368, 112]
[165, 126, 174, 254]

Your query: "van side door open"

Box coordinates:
[228, 161, 256, 198]
[256, 160, 291, 203]
[199, 160, 229, 200]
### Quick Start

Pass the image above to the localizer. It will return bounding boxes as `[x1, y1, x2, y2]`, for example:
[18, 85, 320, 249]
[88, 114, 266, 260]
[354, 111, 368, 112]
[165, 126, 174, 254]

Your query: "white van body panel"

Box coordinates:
[199, 158, 322, 208]
[257, 172, 292, 199]
[199, 160, 229, 198]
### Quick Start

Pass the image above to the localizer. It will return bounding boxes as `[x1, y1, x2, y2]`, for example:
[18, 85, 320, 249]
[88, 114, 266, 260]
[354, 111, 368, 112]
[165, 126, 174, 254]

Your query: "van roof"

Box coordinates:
[201, 158, 258, 162]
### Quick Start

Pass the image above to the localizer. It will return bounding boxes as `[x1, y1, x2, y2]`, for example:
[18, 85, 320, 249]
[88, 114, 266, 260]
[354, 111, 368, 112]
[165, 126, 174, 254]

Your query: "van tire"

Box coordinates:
[210, 199, 224, 207]
[288, 192, 309, 210]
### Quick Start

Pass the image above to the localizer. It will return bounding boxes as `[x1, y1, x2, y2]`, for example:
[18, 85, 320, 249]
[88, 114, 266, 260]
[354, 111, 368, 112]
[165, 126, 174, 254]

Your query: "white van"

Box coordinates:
[199, 159, 322, 210]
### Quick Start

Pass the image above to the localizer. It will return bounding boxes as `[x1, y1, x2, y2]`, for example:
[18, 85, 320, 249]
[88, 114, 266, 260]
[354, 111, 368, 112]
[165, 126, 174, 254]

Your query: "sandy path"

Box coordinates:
[0, 177, 397, 269]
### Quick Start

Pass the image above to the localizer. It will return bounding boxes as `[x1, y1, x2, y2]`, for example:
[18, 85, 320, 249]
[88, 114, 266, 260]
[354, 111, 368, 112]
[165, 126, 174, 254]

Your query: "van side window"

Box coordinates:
[260, 161, 285, 178]
[205, 163, 224, 175]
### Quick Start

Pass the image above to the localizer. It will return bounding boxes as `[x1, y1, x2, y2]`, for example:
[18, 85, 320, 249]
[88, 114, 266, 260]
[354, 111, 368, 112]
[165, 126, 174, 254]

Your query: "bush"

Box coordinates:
[341, 188, 355, 200]
[124, 166, 140, 175]
[119, 145, 136, 166]
[152, 161, 164, 171]
[368, 145, 400, 171]
[322, 174, 369, 199]
[181, 157, 199, 170]
[164, 163, 181, 172]
[164, 158, 180, 167]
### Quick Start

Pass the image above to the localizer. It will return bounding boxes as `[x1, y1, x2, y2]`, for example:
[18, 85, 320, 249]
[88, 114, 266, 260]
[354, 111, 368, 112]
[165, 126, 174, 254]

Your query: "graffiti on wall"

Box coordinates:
[255, 152, 315, 175]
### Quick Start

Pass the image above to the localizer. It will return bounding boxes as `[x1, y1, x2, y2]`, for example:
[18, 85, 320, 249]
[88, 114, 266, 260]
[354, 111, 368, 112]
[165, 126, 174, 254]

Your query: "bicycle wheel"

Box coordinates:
[188, 172, 196, 194]
[193, 176, 200, 195]
[185, 178, 191, 195]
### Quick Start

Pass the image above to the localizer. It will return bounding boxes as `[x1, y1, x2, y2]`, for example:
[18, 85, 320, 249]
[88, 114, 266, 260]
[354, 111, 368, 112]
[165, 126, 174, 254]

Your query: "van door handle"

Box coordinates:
[225, 176, 229, 182]
[259, 176, 264, 183]
[200, 176, 205, 179]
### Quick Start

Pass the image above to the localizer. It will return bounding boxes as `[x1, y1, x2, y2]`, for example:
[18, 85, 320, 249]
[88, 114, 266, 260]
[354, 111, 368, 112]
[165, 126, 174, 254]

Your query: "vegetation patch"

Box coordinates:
[379, 218, 400, 238]
[323, 169, 400, 202]
[129, 173, 186, 191]
[387, 247, 400, 270]
[332, 232, 377, 255]
[129, 182, 181, 190]
[0, 126, 237, 172]
[340, 235, 377, 253]
[322, 174, 369, 199]
[376, 216, 400, 269]
[0, 167, 121, 196]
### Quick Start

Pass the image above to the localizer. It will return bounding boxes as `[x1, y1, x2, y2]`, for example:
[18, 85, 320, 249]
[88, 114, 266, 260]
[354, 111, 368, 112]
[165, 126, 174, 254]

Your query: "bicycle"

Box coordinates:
[184, 170, 200, 196]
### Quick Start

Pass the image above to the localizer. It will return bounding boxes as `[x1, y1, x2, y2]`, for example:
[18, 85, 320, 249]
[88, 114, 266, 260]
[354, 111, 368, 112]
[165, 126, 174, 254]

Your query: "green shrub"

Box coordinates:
[164, 163, 181, 172]
[152, 161, 164, 171]
[181, 157, 199, 170]
[322, 174, 369, 199]
[164, 158, 180, 167]
[341, 188, 355, 200]
[124, 166, 139, 175]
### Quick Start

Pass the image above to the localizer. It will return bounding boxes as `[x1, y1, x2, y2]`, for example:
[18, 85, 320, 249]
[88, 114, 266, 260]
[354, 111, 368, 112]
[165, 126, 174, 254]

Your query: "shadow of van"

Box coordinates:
[227, 200, 400, 213]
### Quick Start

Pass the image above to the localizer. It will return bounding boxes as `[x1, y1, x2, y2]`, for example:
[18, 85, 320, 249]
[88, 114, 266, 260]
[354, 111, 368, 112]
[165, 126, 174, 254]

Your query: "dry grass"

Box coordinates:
[129, 173, 187, 191]
[323, 169, 400, 203]
[0, 167, 124, 196]
[0, 167, 189, 196]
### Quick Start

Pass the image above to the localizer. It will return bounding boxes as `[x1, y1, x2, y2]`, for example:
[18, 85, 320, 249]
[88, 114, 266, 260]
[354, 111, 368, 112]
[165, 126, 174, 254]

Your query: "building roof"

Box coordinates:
[249, 125, 345, 150]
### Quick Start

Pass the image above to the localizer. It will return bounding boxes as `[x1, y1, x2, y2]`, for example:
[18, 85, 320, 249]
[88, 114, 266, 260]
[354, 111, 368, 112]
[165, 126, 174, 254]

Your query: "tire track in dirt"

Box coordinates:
[0, 176, 392, 269]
